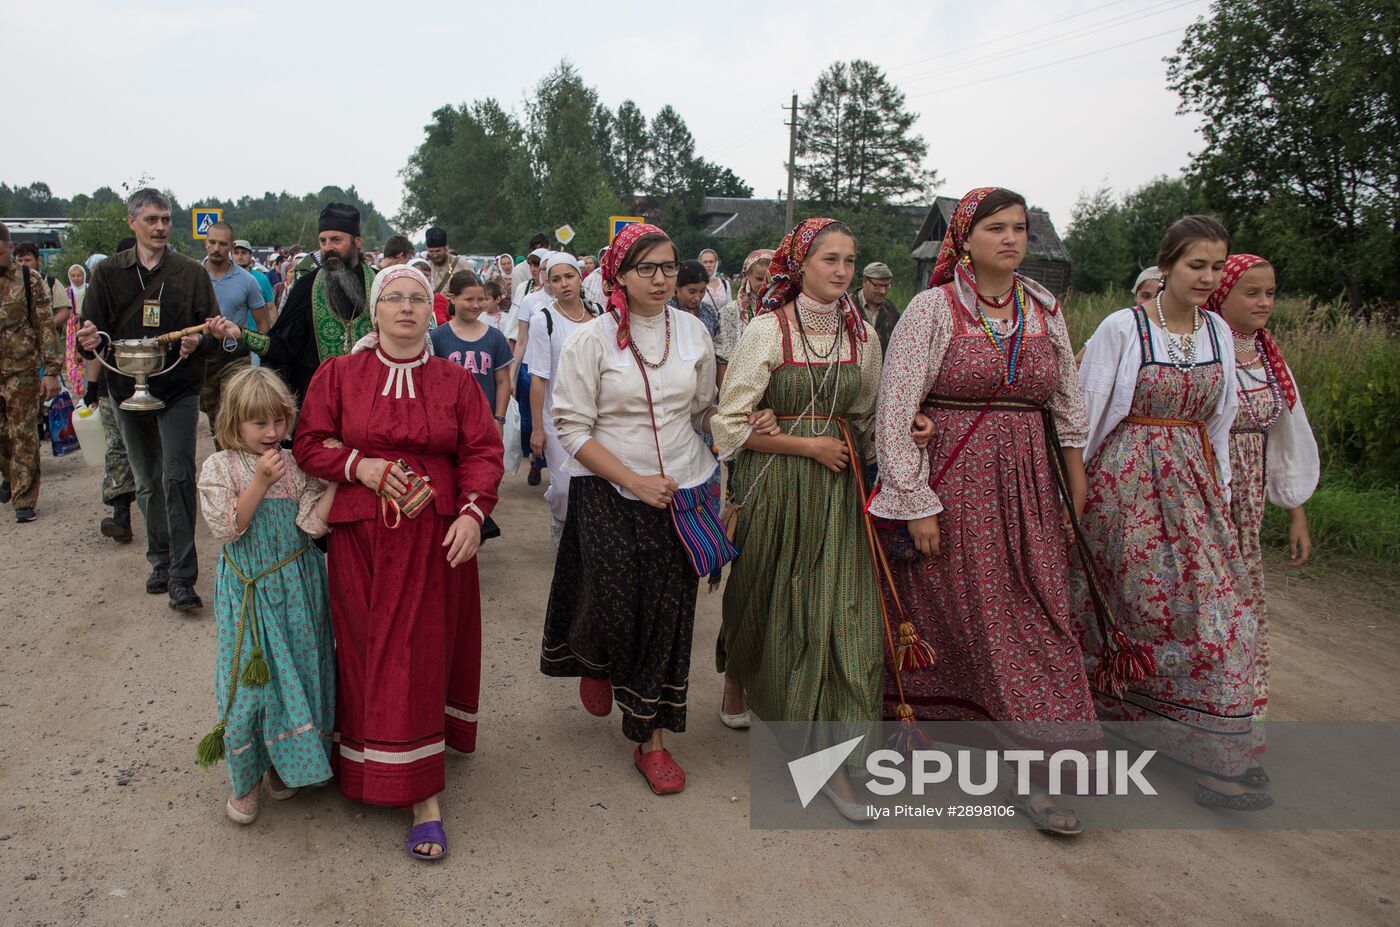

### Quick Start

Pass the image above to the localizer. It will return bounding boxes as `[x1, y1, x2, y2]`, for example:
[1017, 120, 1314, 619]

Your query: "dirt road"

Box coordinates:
[2, 434, 1397, 926]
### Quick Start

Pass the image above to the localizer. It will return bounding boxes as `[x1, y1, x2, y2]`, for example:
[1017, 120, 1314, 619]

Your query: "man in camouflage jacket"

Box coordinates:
[0, 222, 63, 522]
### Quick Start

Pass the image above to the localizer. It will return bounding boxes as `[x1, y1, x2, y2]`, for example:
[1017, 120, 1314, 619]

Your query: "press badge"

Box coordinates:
[142, 300, 161, 328]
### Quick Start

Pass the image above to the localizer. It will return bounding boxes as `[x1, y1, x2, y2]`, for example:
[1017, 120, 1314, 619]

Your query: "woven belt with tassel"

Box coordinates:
[196, 543, 309, 768]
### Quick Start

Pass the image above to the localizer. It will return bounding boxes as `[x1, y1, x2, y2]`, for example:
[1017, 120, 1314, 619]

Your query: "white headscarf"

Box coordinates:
[67, 264, 88, 316]
[544, 252, 581, 275]
[352, 265, 435, 356]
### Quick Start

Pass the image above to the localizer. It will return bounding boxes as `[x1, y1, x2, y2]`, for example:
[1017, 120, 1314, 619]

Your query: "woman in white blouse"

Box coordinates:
[1077, 215, 1267, 811]
[1203, 253, 1318, 786]
[539, 223, 771, 796]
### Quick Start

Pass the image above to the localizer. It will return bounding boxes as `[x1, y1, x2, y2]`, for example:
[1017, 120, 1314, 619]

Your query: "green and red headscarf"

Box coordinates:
[601, 222, 669, 349]
[1204, 253, 1297, 408]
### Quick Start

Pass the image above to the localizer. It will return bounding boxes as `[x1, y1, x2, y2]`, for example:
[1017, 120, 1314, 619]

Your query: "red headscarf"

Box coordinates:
[760, 218, 865, 342]
[601, 222, 670, 348]
[1204, 254, 1297, 409]
[928, 187, 997, 287]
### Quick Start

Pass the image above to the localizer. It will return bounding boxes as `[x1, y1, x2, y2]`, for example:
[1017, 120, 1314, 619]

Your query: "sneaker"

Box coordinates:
[526, 465, 542, 486]
[15, 507, 36, 523]
[168, 581, 203, 613]
[146, 564, 170, 595]
[0, 481, 10, 503]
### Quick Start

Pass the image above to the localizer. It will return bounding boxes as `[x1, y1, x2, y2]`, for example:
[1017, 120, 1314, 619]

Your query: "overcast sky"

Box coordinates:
[10, 0, 1208, 236]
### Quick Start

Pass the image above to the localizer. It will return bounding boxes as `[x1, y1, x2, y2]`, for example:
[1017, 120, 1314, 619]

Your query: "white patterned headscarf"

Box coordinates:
[352, 265, 435, 354]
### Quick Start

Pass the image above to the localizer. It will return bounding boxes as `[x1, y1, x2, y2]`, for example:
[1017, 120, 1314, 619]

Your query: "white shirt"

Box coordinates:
[515, 289, 552, 344]
[481, 309, 510, 335]
[524, 303, 592, 439]
[553, 308, 718, 498]
[1079, 306, 1236, 487]
[582, 268, 606, 309]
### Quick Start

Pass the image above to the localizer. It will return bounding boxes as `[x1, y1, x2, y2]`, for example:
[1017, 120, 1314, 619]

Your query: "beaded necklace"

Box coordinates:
[1233, 329, 1284, 431]
[630, 308, 672, 368]
[974, 282, 1025, 385]
[1234, 360, 1284, 431]
[1155, 289, 1203, 369]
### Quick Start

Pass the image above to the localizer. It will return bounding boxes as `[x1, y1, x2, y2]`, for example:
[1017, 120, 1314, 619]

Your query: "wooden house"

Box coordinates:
[910, 197, 1072, 295]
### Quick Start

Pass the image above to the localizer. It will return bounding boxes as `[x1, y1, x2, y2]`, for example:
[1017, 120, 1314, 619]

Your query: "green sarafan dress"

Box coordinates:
[712, 308, 885, 767]
[197, 450, 335, 796]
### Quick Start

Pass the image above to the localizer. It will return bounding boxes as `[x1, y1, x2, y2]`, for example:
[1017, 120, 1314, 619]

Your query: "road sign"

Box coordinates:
[608, 216, 645, 243]
[191, 208, 223, 240]
[555, 224, 575, 245]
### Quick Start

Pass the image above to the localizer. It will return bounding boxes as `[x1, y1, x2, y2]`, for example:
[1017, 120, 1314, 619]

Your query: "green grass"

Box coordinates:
[1261, 473, 1400, 562]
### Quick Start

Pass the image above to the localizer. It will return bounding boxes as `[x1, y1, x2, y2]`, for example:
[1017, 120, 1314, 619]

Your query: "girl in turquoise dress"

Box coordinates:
[195, 366, 337, 825]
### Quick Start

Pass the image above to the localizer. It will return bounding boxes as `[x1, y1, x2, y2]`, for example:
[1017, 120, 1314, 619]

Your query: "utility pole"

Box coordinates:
[784, 92, 799, 229]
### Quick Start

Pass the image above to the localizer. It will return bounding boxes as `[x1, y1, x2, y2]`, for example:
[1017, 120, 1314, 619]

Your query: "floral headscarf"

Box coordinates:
[760, 218, 865, 342]
[735, 248, 775, 322]
[1204, 254, 1297, 409]
[928, 187, 997, 287]
[601, 222, 670, 348]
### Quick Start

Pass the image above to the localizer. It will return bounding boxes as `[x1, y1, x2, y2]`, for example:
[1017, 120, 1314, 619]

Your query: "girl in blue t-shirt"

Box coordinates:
[430, 270, 514, 430]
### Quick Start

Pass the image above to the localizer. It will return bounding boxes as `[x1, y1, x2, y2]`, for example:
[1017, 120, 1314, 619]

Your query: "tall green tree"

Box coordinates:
[647, 105, 697, 199]
[1167, 0, 1400, 308]
[795, 60, 937, 209]
[527, 62, 611, 235]
[609, 100, 651, 198]
[399, 100, 531, 251]
[1064, 185, 1131, 293]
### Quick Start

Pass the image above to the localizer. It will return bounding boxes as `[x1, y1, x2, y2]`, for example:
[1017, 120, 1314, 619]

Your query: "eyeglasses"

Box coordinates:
[629, 261, 681, 279]
[378, 294, 432, 306]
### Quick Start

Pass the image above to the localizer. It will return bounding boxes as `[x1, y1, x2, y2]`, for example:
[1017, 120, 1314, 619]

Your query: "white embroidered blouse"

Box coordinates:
[552, 308, 718, 497]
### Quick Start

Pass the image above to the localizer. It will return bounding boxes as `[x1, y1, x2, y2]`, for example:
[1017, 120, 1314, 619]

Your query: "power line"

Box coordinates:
[906, 25, 1189, 100]
[704, 103, 784, 149]
[887, 0, 1138, 75]
[710, 121, 784, 160]
[901, 0, 1203, 86]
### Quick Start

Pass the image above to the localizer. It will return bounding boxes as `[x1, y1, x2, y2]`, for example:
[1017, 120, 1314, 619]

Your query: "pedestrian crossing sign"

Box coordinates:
[609, 216, 645, 242]
[192, 208, 223, 239]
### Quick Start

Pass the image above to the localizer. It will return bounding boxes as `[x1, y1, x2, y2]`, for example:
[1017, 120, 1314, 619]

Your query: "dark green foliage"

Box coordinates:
[1166, 0, 1400, 309]
[795, 60, 936, 209]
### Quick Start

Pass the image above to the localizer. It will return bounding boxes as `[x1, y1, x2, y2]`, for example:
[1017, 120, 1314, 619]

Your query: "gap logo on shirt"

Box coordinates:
[444, 350, 496, 375]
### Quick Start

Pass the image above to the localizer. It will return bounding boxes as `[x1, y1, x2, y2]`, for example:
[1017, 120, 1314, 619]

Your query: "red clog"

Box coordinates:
[633, 745, 686, 795]
[579, 677, 613, 717]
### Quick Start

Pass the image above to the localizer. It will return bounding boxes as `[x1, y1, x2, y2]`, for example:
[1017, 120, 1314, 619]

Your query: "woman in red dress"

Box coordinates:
[294, 265, 504, 861]
[872, 188, 1100, 835]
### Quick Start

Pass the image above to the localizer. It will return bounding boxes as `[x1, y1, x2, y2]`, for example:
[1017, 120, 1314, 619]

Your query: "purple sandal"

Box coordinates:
[406, 820, 448, 862]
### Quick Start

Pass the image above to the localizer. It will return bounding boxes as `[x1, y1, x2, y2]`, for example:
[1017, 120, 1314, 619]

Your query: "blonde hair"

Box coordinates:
[214, 366, 298, 452]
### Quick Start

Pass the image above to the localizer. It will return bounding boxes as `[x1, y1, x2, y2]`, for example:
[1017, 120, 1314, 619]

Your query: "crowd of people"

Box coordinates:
[0, 181, 1318, 858]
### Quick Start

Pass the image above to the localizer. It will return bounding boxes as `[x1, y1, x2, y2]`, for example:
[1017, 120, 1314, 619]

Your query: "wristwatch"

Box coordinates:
[494, 416, 507, 425]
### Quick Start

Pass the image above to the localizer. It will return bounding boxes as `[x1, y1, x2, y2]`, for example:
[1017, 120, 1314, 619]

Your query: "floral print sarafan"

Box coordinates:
[1075, 306, 1262, 777]
[872, 281, 1102, 780]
